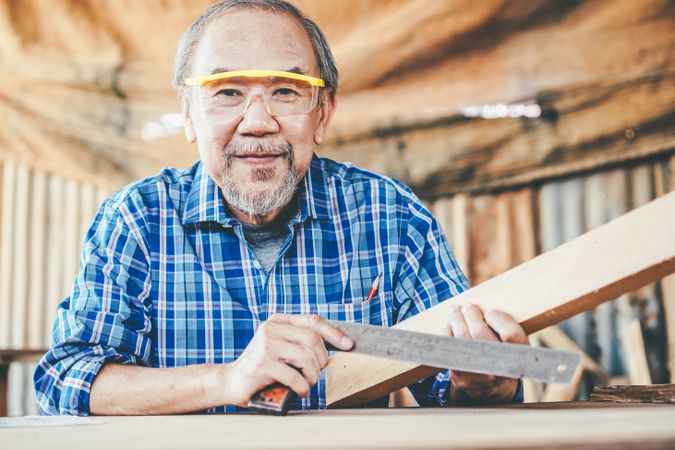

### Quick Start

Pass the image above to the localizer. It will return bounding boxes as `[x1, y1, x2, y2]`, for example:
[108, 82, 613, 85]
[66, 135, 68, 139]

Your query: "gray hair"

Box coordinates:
[172, 0, 338, 104]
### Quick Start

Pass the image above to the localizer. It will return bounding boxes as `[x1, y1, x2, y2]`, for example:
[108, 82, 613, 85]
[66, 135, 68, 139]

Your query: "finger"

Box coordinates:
[485, 309, 529, 345]
[268, 361, 312, 397]
[266, 321, 330, 368]
[461, 304, 500, 342]
[278, 314, 354, 351]
[267, 337, 322, 386]
[447, 304, 470, 339]
[266, 319, 328, 368]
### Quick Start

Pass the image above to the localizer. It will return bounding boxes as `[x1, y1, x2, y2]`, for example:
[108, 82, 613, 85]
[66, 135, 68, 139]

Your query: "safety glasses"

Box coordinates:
[184, 70, 325, 118]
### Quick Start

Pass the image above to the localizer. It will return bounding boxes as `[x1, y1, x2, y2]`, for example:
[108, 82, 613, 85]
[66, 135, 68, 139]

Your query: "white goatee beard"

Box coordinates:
[219, 139, 299, 218]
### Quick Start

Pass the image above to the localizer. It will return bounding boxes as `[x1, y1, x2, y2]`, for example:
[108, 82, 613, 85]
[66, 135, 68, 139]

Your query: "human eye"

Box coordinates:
[273, 87, 300, 97]
[215, 88, 243, 98]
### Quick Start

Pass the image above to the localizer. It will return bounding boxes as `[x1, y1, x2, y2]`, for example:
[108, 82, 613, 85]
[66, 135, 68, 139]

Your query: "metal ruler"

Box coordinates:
[329, 321, 580, 384]
[248, 321, 580, 415]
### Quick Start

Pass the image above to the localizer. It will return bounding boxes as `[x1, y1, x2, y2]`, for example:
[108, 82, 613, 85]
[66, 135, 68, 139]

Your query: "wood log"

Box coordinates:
[590, 384, 675, 404]
[326, 190, 675, 408]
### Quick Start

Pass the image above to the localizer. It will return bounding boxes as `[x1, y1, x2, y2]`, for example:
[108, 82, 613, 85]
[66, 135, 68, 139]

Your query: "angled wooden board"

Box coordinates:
[326, 191, 675, 408]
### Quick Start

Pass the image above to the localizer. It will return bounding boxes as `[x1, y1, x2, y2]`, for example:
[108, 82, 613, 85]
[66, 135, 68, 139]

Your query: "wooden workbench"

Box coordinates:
[2, 403, 674, 449]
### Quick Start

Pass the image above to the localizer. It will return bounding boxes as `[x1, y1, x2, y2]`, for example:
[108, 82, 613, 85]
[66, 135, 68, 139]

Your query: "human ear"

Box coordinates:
[313, 90, 337, 145]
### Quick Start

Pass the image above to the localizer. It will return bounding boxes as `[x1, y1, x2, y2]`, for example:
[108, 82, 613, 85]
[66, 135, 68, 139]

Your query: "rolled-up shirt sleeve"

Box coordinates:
[393, 193, 523, 407]
[34, 198, 153, 415]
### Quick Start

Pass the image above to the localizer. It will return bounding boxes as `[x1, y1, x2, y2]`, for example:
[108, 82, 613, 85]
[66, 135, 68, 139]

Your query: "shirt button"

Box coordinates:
[253, 261, 262, 270]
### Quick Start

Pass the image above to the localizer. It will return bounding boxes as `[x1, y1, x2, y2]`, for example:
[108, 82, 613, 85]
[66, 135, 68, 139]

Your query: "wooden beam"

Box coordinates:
[326, 190, 675, 408]
[590, 384, 675, 404]
[321, 76, 675, 198]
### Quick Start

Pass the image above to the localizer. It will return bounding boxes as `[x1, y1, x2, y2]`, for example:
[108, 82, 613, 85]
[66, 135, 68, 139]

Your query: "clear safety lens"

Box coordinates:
[197, 76, 320, 117]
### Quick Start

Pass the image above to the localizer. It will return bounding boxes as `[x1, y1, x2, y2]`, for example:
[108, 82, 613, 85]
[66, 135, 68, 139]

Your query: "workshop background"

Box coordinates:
[0, 0, 673, 415]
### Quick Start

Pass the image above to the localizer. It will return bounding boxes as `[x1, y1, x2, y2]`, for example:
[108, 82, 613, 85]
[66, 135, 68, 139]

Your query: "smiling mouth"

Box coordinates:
[236, 153, 284, 158]
[234, 153, 285, 165]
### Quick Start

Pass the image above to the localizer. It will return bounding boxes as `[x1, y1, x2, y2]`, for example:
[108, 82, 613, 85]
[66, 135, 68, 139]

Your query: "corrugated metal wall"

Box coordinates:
[0, 160, 108, 416]
[428, 155, 675, 402]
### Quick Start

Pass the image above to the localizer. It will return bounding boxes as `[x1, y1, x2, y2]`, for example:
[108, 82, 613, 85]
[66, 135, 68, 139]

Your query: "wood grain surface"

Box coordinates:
[2, 404, 674, 450]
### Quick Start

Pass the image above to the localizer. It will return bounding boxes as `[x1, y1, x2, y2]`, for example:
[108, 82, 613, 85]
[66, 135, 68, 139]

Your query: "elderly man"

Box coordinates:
[34, 0, 528, 415]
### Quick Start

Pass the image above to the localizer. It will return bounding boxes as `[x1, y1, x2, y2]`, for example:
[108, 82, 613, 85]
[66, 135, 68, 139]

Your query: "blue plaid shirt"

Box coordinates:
[34, 155, 520, 415]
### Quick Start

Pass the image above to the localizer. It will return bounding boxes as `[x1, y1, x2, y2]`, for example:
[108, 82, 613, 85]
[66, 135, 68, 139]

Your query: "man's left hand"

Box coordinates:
[444, 303, 529, 405]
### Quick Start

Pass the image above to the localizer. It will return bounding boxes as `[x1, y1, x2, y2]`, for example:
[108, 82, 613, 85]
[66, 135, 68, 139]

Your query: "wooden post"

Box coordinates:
[326, 191, 675, 408]
[44, 176, 65, 344]
[0, 161, 16, 347]
[28, 171, 47, 348]
[10, 165, 30, 348]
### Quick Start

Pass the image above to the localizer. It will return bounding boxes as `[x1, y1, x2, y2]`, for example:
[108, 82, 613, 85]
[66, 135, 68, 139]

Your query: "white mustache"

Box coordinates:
[224, 140, 292, 158]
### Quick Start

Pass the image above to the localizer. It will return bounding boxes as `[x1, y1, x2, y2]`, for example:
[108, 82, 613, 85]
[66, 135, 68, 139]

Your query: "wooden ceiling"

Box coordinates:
[0, 0, 673, 193]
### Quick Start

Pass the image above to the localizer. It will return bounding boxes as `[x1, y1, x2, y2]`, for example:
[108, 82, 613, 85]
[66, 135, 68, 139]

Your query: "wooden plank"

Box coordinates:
[61, 179, 80, 304]
[539, 178, 593, 400]
[663, 273, 675, 383]
[0, 161, 16, 348]
[27, 171, 47, 348]
[537, 326, 609, 402]
[10, 165, 30, 348]
[6, 362, 23, 417]
[584, 171, 624, 374]
[557, 178, 590, 353]
[536, 326, 608, 380]
[430, 197, 452, 239]
[44, 176, 65, 344]
[590, 384, 675, 404]
[621, 319, 652, 385]
[540, 361, 584, 403]
[95, 186, 108, 212]
[451, 194, 469, 275]
[3, 405, 675, 449]
[79, 183, 97, 268]
[629, 164, 665, 381]
[22, 362, 39, 416]
[509, 188, 539, 402]
[508, 189, 536, 266]
[326, 190, 675, 408]
[658, 155, 675, 382]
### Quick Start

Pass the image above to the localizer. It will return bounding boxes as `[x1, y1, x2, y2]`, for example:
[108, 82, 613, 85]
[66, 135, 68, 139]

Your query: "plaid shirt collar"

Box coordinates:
[181, 154, 332, 226]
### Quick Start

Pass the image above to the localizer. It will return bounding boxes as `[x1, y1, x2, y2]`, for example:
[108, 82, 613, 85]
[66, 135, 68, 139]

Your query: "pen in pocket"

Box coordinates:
[365, 272, 382, 301]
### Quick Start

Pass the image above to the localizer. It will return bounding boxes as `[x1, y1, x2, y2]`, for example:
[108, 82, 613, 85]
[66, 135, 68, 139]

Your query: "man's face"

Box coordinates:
[184, 9, 335, 221]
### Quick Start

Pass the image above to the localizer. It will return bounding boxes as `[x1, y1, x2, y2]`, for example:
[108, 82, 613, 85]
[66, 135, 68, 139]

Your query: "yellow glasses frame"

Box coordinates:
[184, 69, 325, 88]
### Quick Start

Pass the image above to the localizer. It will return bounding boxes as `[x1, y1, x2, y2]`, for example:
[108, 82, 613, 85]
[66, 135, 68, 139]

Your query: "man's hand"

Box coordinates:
[220, 314, 354, 406]
[444, 303, 529, 405]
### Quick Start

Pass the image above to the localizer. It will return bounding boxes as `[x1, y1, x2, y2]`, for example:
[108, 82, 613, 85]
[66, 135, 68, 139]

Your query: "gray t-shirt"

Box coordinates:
[241, 221, 289, 274]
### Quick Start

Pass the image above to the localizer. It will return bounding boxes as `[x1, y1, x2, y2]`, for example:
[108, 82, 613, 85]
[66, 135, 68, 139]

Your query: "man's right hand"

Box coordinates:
[219, 314, 354, 407]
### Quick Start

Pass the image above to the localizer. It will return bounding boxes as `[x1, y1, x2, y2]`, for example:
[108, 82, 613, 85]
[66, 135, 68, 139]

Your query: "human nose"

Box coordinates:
[236, 91, 280, 136]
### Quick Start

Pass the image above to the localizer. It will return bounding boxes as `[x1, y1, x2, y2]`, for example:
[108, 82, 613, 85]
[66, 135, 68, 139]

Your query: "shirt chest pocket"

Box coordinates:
[314, 292, 394, 327]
